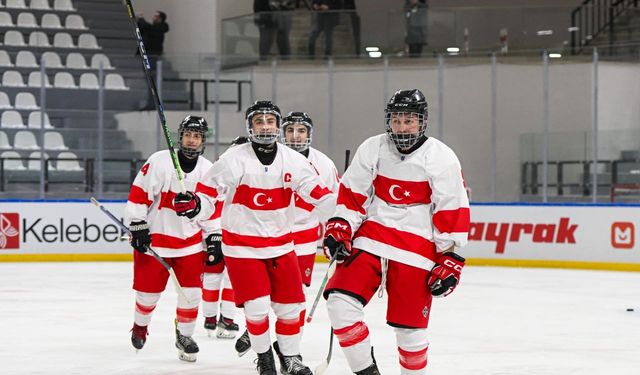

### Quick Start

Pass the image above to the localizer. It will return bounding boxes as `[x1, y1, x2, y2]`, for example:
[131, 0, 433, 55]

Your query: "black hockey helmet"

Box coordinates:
[178, 115, 208, 158]
[384, 89, 428, 150]
[230, 135, 250, 146]
[281, 111, 313, 152]
[245, 100, 282, 144]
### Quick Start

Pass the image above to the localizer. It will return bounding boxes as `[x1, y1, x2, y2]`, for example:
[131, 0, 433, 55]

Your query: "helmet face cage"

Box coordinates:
[246, 110, 282, 144]
[384, 110, 427, 150]
[178, 116, 208, 158]
[281, 118, 313, 152]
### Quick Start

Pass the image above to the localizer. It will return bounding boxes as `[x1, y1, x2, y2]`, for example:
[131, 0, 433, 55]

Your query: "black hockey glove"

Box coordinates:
[130, 220, 151, 253]
[205, 233, 223, 266]
[174, 191, 201, 219]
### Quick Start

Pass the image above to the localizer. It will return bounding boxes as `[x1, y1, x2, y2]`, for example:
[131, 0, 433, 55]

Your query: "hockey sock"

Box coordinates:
[176, 287, 201, 336]
[395, 327, 429, 374]
[220, 288, 236, 319]
[327, 293, 372, 372]
[273, 302, 304, 356]
[134, 291, 160, 326]
[202, 272, 223, 318]
[244, 296, 271, 354]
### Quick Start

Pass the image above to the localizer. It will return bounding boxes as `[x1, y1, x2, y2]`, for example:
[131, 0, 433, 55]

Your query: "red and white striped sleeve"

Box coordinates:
[193, 156, 235, 223]
[430, 152, 470, 252]
[195, 180, 222, 235]
[124, 153, 163, 225]
[334, 137, 378, 233]
[290, 155, 337, 223]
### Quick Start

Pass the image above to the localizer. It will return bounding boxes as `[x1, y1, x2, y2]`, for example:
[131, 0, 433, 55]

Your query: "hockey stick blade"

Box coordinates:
[314, 328, 334, 375]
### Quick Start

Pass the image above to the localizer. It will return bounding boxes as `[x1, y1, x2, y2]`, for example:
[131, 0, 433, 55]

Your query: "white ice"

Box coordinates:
[1, 263, 639, 375]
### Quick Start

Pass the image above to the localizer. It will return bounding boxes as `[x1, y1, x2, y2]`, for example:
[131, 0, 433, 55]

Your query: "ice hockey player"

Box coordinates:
[201, 136, 250, 339]
[125, 115, 217, 363]
[173, 100, 337, 375]
[322, 89, 470, 374]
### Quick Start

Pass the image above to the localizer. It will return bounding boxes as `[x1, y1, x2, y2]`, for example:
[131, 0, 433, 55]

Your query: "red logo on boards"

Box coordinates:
[0, 213, 20, 249]
[611, 222, 634, 249]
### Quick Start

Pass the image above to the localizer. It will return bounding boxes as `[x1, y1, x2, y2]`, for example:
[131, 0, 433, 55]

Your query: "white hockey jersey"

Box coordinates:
[335, 134, 470, 271]
[291, 147, 340, 256]
[124, 150, 217, 258]
[194, 143, 337, 259]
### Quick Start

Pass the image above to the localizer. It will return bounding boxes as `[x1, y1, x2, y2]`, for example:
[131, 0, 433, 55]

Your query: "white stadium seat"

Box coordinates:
[78, 33, 100, 49]
[16, 50, 38, 67]
[65, 52, 86, 69]
[28, 111, 53, 129]
[17, 12, 38, 27]
[1, 151, 26, 170]
[28, 71, 51, 87]
[41, 13, 62, 28]
[56, 151, 83, 171]
[1, 110, 26, 128]
[53, 0, 75, 11]
[0, 50, 13, 67]
[4, 30, 26, 46]
[13, 130, 39, 149]
[79, 72, 98, 89]
[28, 151, 55, 171]
[0, 130, 12, 149]
[53, 71, 76, 88]
[30, 0, 51, 10]
[44, 131, 67, 150]
[91, 53, 113, 69]
[64, 14, 85, 29]
[0, 11, 14, 26]
[105, 73, 128, 90]
[53, 32, 75, 48]
[6, 0, 27, 9]
[2, 70, 26, 87]
[41, 51, 63, 68]
[28, 31, 50, 47]
[15, 92, 39, 109]
[0, 92, 12, 109]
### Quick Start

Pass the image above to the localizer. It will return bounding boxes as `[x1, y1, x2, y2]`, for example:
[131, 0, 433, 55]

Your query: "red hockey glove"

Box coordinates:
[205, 233, 223, 266]
[323, 218, 352, 263]
[173, 191, 201, 219]
[129, 220, 150, 253]
[427, 252, 465, 298]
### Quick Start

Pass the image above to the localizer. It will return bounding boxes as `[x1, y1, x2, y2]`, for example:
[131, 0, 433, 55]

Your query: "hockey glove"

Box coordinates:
[205, 233, 223, 266]
[323, 218, 352, 263]
[427, 252, 466, 297]
[129, 220, 151, 253]
[174, 191, 201, 219]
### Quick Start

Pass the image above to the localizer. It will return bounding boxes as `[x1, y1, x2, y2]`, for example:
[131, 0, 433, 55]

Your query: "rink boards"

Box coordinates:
[1, 200, 639, 271]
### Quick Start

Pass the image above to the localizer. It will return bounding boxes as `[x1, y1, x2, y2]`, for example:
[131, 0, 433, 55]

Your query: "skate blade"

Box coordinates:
[178, 350, 197, 362]
[216, 328, 238, 339]
[206, 329, 214, 338]
[237, 348, 250, 357]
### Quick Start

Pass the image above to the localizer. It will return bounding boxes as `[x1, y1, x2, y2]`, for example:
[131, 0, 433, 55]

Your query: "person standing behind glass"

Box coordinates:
[343, 0, 361, 57]
[254, 0, 294, 60]
[308, 0, 344, 59]
[405, 0, 427, 58]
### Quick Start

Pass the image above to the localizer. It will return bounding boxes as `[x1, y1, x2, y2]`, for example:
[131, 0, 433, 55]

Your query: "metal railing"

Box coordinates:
[163, 78, 252, 111]
[571, 0, 640, 54]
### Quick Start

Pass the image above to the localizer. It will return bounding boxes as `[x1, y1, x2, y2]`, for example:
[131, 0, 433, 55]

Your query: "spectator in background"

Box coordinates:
[308, 0, 343, 59]
[405, 0, 427, 57]
[254, 0, 295, 60]
[137, 11, 169, 110]
[343, 0, 361, 57]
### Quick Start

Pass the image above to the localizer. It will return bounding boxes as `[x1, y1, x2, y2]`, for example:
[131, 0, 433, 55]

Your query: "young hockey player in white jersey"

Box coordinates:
[125, 116, 218, 363]
[201, 136, 249, 339]
[173, 101, 337, 375]
[322, 89, 470, 374]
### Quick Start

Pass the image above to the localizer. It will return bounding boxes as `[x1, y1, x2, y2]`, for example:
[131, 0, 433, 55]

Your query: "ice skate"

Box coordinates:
[175, 323, 199, 362]
[204, 316, 217, 338]
[255, 347, 277, 375]
[273, 341, 311, 375]
[235, 329, 251, 357]
[216, 315, 239, 339]
[130, 323, 148, 352]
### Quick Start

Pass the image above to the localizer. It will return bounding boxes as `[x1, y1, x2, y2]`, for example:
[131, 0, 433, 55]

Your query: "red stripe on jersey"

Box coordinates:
[202, 289, 220, 303]
[128, 185, 152, 206]
[232, 185, 292, 211]
[275, 317, 301, 336]
[334, 321, 369, 348]
[246, 316, 269, 336]
[309, 185, 332, 200]
[294, 193, 314, 212]
[152, 231, 202, 249]
[135, 302, 156, 315]
[337, 183, 368, 215]
[176, 307, 199, 323]
[196, 182, 218, 198]
[373, 174, 432, 205]
[355, 220, 436, 260]
[292, 225, 322, 244]
[158, 191, 176, 211]
[221, 288, 235, 302]
[433, 207, 470, 234]
[398, 347, 428, 370]
[222, 229, 292, 248]
[211, 200, 224, 220]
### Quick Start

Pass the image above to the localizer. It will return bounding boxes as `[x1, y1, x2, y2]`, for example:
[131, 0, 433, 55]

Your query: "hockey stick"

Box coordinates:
[314, 328, 334, 375]
[122, 0, 186, 193]
[90, 197, 191, 303]
[306, 253, 338, 324]
[344, 149, 351, 174]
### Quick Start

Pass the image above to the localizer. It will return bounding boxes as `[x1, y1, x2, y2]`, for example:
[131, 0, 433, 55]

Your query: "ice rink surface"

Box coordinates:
[1, 262, 639, 375]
